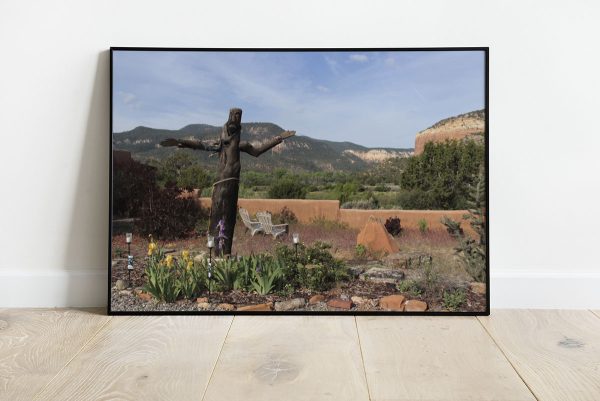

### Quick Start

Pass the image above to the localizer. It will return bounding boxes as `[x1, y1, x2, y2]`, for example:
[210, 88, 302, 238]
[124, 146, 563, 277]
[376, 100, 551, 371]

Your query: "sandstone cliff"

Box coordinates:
[414, 110, 485, 155]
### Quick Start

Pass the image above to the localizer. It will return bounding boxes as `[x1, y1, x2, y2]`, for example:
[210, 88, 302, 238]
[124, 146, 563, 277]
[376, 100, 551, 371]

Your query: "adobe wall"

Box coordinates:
[198, 197, 474, 234]
[198, 198, 340, 223]
[338, 209, 473, 234]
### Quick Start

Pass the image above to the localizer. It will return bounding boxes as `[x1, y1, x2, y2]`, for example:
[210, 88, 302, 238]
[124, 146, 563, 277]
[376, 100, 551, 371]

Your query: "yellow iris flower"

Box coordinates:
[147, 242, 157, 256]
[186, 260, 193, 271]
[182, 250, 190, 260]
[165, 255, 174, 268]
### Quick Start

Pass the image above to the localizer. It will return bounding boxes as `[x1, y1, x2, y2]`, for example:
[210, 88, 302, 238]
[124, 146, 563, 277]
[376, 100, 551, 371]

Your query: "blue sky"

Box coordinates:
[113, 50, 485, 148]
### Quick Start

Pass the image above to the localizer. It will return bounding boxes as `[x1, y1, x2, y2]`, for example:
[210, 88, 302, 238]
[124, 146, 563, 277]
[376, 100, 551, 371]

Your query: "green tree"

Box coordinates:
[268, 178, 307, 199]
[400, 140, 484, 209]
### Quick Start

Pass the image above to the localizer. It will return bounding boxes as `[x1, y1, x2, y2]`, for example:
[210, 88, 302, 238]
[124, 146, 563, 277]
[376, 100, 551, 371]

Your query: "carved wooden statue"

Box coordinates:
[160, 108, 295, 255]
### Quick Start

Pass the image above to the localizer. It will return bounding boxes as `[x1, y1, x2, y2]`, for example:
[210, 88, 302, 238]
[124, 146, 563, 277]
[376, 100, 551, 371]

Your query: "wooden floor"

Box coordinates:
[1, 310, 599, 401]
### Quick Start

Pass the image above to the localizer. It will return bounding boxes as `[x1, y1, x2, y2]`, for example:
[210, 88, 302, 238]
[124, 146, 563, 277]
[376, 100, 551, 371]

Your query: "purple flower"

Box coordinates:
[216, 218, 228, 254]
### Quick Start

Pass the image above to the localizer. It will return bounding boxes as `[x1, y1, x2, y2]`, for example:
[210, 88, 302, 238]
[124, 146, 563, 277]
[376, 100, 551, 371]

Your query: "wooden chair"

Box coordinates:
[256, 211, 288, 239]
[238, 208, 264, 236]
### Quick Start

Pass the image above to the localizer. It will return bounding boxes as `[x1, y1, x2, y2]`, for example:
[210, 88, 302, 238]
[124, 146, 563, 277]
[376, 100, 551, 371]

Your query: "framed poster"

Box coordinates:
[109, 47, 489, 315]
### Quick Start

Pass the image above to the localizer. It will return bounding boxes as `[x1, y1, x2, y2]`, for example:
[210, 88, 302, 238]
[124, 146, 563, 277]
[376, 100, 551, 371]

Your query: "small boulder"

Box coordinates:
[193, 252, 207, 263]
[309, 294, 325, 305]
[404, 300, 428, 312]
[360, 267, 405, 284]
[238, 303, 272, 311]
[119, 290, 132, 296]
[196, 297, 209, 303]
[115, 279, 127, 290]
[137, 292, 152, 302]
[197, 302, 211, 310]
[275, 298, 305, 311]
[379, 295, 405, 311]
[327, 299, 352, 310]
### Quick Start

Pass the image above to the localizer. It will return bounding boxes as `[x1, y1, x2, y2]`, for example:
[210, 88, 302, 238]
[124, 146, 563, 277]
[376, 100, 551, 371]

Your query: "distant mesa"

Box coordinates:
[414, 110, 485, 155]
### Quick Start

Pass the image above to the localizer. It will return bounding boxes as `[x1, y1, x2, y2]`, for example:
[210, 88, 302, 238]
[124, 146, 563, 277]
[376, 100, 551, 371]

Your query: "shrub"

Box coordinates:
[273, 206, 298, 224]
[354, 244, 367, 260]
[397, 280, 423, 297]
[420, 257, 440, 296]
[384, 217, 402, 236]
[268, 179, 307, 199]
[341, 198, 378, 209]
[136, 183, 207, 239]
[443, 289, 467, 311]
[418, 219, 428, 233]
[275, 241, 349, 292]
[441, 165, 486, 283]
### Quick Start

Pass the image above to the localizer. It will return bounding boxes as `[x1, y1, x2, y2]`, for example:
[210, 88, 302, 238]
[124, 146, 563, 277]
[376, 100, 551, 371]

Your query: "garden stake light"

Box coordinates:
[125, 232, 132, 256]
[127, 255, 133, 285]
[293, 233, 300, 261]
[207, 235, 215, 296]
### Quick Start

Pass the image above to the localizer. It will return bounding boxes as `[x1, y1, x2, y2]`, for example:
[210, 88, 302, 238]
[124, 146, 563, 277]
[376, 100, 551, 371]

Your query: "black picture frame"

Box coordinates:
[108, 47, 489, 316]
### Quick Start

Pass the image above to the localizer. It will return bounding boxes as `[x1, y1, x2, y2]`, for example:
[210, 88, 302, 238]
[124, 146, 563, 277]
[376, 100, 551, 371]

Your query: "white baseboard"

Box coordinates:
[0, 269, 107, 308]
[1, 269, 599, 309]
[491, 270, 600, 309]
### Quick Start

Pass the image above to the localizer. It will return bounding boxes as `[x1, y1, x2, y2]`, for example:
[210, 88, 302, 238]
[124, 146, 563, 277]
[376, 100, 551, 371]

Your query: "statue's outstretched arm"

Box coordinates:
[160, 138, 221, 152]
[240, 131, 295, 157]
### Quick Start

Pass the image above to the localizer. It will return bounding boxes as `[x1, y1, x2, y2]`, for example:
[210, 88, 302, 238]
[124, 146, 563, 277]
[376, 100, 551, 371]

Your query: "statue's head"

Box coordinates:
[227, 108, 242, 134]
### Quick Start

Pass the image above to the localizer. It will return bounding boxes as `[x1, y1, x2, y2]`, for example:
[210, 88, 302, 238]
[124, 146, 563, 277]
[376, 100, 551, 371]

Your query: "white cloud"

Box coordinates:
[316, 85, 330, 92]
[349, 54, 368, 63]
[119, 91, 137, 105]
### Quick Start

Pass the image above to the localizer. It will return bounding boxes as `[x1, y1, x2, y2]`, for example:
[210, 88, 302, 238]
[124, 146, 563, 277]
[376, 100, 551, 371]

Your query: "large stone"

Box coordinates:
[357, 216, 399, 255]
[404, 300, 428, 312]
[470, 282, 486, 295]
[379, 295, 405, 311]
[327, 299, 352, 310]
[360, 267, 405, 284]
[275, 298, 305, 311]
[115, 279, 127, 290]
[196, 297, 209, 303]
[238, 303, 272, 311]
[197, 302, 211, 310]
[308, 294, 325, 305]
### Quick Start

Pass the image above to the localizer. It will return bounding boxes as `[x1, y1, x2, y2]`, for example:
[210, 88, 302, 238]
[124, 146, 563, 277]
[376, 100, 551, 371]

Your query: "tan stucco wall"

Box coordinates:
[198, 197, 473, 234]
[198, 198, 340, 223]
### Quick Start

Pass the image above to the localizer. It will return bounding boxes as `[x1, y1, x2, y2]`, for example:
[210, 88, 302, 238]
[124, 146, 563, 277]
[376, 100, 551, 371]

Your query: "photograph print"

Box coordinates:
[110, 48, 488, 314]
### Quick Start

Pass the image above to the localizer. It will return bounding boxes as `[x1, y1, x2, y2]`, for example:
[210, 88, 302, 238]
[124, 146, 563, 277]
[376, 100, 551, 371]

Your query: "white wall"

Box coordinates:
[1, 0, 599, 308]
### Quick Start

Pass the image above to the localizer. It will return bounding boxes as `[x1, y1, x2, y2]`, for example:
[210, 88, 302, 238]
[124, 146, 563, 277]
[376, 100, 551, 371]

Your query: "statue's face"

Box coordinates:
[229, 108, 242, 125]
[226, 108, 242, 135]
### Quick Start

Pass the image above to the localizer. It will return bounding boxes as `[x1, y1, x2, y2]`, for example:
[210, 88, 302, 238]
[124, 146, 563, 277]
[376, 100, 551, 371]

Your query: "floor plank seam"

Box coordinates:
[590, 309, 600, 320]
[31, 315, 113, 400]
[200, 316, 235, 401]
[354, 317, 373, 401]
[476, 317, 540, 401]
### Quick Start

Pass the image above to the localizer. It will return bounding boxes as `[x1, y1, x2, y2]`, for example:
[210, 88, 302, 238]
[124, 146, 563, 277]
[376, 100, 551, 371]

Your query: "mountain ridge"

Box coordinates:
[113, 122, 413, 172]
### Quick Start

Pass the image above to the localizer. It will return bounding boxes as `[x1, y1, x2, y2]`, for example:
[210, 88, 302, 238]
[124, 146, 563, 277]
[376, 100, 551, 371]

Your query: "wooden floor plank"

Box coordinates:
[357, 316, 536, 401]
[479, 310, 600, 401]
[34, 315, 233, 401]
[0, 308, 110, 401]
[203, 316, 369, 401]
